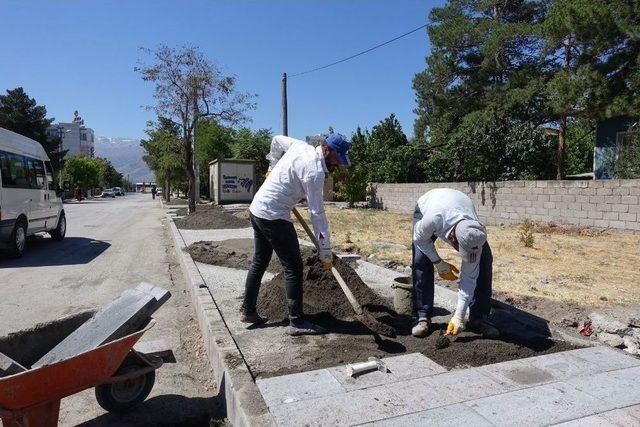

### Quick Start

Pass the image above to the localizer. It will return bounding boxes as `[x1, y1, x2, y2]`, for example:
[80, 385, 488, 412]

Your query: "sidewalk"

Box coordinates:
[165, 203, 640, 426]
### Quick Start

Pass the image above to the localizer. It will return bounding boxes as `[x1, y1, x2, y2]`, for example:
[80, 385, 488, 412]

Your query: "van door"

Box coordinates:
[44, 161, 60, 229]
[0, 151, 33, 228]
[25, 157, 48, 231]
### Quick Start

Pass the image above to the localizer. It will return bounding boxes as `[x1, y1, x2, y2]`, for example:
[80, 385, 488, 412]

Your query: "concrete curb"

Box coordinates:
[168, 220, 275, 427]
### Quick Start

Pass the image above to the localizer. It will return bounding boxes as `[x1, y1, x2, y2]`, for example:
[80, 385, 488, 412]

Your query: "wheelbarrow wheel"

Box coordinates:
[95, 364, 155, 413]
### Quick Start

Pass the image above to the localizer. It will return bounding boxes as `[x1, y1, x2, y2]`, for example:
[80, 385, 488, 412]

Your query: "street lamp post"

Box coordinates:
[56, 125, 70, 186]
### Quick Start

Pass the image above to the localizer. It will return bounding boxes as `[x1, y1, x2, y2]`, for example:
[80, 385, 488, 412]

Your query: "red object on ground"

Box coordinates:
[579, 321, 593, 337]
[0, 322, 153, 427]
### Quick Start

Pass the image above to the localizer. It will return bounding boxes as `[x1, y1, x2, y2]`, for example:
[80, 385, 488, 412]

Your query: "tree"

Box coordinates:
[230, 127, 272, 186]
[0, 87, 67, 173]
[63, 156, 101, 193]
[135, 45, 254, 212]
[141, 118, 185, 201]
[196, 120, 234, 196]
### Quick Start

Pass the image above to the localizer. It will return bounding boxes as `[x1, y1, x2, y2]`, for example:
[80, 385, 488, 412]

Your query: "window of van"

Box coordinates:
[0, 151, 30, 188]
[44, 161, 55, 190]
[28, 158, 46, 189]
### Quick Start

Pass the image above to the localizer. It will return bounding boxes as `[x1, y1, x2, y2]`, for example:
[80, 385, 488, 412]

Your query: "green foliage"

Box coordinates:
[63, 156, 101, 190]
[230, 127, 272, 186]
[0, 87, 67, 172]
[412, 0, 640, 181]
[141, 118, 186, 198]
[519, 218, 536, 248]
[565, 118, 596, 175]
[614, 132, 640, 179]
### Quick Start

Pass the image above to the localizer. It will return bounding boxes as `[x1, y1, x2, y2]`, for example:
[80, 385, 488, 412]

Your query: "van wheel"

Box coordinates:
[50, 212, 66, 241]
[10, 220, 27, 258]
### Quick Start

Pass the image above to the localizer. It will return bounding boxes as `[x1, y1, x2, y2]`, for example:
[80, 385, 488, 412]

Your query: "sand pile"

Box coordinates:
[175, 205, 250, 230]
[256, 255, 394, 322]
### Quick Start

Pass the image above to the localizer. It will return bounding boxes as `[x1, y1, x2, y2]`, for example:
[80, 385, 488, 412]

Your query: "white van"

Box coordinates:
[0, 127, 66, 257]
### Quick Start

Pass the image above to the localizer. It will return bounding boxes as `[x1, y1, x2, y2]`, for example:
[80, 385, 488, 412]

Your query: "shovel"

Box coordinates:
[292, 208, 396, 338]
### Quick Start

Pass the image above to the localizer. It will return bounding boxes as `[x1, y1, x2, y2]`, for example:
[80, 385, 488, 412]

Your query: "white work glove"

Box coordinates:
[435, 260, 459, 281]
[446, 311, 465, 336]
[319, 248, 332, 270]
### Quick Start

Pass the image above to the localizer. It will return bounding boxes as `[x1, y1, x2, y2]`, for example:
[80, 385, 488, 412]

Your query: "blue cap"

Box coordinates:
[325, 133, 351, 166]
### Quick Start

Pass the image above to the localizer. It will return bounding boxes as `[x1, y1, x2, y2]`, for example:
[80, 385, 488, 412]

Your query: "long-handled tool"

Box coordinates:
[292, 208, 396, 338]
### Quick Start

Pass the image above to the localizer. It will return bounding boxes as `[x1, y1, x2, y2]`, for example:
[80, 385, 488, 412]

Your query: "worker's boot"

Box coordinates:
[287, 319, 327, 336]
[467, 317, 500, 339]
[240, 312, 267, 325]
[411, 317, 431, 338]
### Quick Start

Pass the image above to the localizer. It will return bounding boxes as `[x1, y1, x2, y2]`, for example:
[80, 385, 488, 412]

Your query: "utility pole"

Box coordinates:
[282, 73, 288, 136]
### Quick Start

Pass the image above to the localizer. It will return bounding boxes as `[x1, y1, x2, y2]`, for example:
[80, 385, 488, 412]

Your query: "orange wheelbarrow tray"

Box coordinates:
[0, 319, 169, 427]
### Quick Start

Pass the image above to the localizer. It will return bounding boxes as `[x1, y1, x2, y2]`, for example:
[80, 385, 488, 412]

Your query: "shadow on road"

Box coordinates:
[0, 237, 110, 267]
[76, 394, 225, 427]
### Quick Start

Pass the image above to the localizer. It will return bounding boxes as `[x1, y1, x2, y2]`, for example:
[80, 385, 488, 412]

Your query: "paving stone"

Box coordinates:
[568, 346, 640, 371]
[555, 406, 640, 426]
[385, 367, 516, 413]
[269, 386, 409, 426]
[466, 382, 613, 426]
[590, 312, 630, 336]
[597, 332, 625, 348]
[361, 403, 493, 427]
[327, 353, 446, 391]
[477, 350, 608, 387]
[567, 366, 640, 408]
[0, 351, 26, 377]
[256, 369, 345, 408]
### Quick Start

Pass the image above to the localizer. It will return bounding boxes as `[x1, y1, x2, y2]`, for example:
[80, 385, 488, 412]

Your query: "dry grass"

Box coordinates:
[294, 205, 640, 307]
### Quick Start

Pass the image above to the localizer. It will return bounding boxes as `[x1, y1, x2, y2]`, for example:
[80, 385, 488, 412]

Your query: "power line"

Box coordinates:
[289, 23, 427, 78]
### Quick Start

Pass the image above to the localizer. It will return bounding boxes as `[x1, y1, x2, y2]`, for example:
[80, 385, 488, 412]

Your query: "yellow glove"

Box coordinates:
[435, 260, 459, 281]
[319, 248, 332, 270]
[445, 313, 464, 336]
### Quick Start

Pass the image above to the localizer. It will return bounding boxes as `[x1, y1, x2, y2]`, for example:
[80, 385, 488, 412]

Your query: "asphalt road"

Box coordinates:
[0, 193, 223, 426]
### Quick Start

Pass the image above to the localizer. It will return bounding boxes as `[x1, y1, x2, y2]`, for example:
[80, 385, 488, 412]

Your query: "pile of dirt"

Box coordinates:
[175, 205, 250, 230]
[256, 255, 392, 322]
[187, 239, 280, 272]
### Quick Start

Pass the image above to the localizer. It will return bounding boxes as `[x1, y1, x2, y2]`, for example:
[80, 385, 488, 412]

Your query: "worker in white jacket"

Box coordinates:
[411, 188, 499, 339]
[241, 133, 350, 336]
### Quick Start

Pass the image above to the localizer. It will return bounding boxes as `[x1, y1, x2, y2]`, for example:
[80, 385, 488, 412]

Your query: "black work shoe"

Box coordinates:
[287, 320, 327, 336]
[240, 312, 267, 325]
[467, 318, 500, 339]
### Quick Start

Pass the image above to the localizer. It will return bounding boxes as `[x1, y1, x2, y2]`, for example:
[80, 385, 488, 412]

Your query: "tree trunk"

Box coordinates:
[557, 116, 567, 180]
[185, 135, 196, 213]
[557, 34, 572, 180]
[165, 176, 171, 202]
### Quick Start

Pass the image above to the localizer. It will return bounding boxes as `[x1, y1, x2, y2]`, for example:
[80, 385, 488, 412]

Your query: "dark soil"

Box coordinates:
[175, 205, 250, 230]
[255, 253, 577, 375]
[257, 255, 391, 321]
[187, 239, 280, 273]
[164, 198, 189, 206]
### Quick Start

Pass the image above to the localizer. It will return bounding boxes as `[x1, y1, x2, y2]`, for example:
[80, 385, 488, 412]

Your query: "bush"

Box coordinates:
[519, 218, 535, 248]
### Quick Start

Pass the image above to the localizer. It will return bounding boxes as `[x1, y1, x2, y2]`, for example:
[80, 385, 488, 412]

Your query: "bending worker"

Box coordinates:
[411, 188, 499, 339]
[241, 133, 351, 336]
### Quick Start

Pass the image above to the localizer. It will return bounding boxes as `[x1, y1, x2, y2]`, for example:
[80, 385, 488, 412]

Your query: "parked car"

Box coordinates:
[101, 188, 116, 198]
[114, 187, 125, 196]
[0, 127, 66, 257]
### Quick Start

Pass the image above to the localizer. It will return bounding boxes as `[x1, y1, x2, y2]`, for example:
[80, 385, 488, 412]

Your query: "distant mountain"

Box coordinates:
[94, 136, 154, 183]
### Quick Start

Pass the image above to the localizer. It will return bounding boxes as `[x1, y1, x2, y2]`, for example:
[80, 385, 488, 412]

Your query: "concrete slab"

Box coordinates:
[33, 287, 160, 368]
[555, 406, 640, 426]
[326, 353, 446, 391]
[477, 349, 608, 387]
[0, 351, 26, 376]
[257, 369, 345, 407]
[385, 367, 517, 413]
[567, 366, 640, 408]
[269, 386, 409, 426]
[359, 403, 493, 427]
[466, 381, 614, 426]
[568, 345, 640, 371]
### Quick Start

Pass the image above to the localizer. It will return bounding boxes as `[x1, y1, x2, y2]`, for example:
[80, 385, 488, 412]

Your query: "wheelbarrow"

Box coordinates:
[0, 283, 173, 427]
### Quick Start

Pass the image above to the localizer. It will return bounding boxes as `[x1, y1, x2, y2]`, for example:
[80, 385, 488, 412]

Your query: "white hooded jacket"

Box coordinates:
[413, 188, 484, 317]
[249, 135, 331, 250]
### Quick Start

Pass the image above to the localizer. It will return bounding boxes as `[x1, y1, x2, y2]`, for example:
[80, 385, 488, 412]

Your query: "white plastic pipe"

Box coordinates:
[347, 357, 388, 377]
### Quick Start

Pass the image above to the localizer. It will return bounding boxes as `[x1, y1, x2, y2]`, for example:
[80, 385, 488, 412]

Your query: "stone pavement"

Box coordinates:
[257, 346, 640, 426]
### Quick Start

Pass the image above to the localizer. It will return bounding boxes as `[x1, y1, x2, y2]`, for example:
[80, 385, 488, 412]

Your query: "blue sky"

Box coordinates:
[0, 0, 444, 140]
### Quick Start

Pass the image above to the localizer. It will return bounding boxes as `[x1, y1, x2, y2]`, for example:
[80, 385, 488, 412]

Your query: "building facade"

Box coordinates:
[47, 111, 95, 158]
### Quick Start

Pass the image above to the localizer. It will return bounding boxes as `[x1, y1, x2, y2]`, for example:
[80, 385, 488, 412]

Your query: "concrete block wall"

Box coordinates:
[368, 180, 640, 231]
